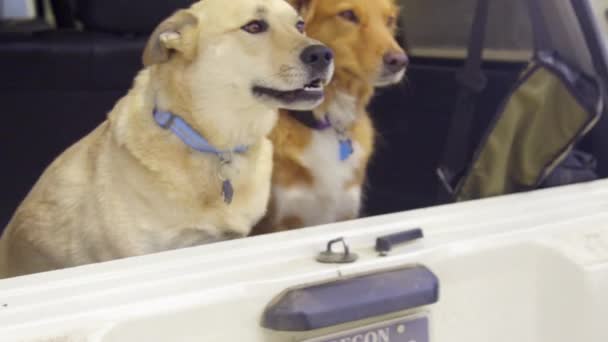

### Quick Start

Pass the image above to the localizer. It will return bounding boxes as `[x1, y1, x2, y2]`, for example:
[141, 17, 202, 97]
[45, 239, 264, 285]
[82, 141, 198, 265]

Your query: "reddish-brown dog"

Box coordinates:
[253, 0, 408, 234]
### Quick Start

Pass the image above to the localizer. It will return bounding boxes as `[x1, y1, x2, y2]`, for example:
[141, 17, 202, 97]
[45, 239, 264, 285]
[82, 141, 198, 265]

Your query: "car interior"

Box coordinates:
[1, 0, 606, 231]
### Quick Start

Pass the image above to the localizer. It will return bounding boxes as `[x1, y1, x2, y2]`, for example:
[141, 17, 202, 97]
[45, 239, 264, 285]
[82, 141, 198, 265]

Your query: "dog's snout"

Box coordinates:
[383, 51, 409, 74]
[300, 45, 334, 73]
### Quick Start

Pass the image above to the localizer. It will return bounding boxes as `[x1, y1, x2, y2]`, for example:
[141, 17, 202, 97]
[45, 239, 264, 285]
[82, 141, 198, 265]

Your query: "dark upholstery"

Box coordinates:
[365, 60, 526, 215]
[0, 31, 145, 91]
[77, 0, 196, 33]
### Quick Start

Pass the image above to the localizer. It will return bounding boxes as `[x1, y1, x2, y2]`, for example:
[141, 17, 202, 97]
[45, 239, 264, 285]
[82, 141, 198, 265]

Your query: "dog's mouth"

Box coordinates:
[253, 78, 326, 104]
[375, 69, 406, 87]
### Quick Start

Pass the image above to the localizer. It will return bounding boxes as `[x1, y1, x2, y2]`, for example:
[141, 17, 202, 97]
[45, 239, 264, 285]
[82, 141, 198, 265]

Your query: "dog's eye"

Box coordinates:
[242, 20, 269, 34]
[387, 16, 396, 27]
[296, 20, 305, 33]
[338, 10, 359, 24]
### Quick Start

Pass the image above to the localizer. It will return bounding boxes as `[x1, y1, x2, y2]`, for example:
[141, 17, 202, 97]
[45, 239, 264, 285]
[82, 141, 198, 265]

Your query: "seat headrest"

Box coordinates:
[77, 0, 196, 34]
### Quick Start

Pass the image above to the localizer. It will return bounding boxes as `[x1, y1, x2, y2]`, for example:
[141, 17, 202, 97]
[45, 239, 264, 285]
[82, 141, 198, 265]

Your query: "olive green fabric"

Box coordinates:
[456, 62, 599, 201]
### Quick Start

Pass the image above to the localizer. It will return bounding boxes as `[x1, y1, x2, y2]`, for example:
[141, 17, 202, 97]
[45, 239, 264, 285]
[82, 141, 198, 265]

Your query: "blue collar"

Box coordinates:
[153, 109, 248, 156]
[286, 110, 353, 161]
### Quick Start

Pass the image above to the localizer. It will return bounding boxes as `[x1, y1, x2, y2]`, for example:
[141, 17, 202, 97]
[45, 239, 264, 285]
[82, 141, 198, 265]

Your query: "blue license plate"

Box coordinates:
[304, 315, 429, 342]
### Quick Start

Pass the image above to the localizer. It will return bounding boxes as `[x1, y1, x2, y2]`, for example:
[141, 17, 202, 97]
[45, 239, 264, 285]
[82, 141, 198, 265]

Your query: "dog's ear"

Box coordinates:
[287, 0, 316, 22]
[143, 10, 199, 67]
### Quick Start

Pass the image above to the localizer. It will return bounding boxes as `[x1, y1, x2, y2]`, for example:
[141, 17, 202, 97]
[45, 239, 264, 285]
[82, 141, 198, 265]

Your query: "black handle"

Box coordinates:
[262, 265, 439, 332]
[375, 228, 424, 253]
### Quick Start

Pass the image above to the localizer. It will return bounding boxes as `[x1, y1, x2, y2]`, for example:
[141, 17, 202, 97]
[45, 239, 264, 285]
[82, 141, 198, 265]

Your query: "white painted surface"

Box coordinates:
[1, 0, 34, 19]
[0, 179, 606, 341]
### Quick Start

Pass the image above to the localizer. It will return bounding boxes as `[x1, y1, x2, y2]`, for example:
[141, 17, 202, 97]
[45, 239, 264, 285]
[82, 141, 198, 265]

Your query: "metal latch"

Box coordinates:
[316, 237, 358, 264]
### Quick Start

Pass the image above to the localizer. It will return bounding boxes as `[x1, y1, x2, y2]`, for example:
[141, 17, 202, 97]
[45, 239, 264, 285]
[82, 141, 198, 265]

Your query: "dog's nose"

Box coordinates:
[300, 45, 334, 73]
[383, 51, 409, 74]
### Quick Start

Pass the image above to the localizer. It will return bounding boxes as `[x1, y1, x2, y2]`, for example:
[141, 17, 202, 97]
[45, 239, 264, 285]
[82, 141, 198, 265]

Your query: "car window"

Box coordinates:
[400, 0, 533, 61]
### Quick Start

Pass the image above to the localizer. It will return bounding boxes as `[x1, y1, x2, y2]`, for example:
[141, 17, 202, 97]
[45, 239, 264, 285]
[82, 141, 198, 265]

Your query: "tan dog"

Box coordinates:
[0, 0, 333, 278]
[253, 0, 407, 234]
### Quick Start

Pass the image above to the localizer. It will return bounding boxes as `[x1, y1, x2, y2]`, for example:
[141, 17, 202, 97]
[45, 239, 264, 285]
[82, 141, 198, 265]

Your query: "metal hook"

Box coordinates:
[316, 237, 358, 264]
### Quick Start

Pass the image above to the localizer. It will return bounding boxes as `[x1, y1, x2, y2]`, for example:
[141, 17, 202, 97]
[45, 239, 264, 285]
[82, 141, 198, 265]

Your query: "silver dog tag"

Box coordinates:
[218, 153, 235, 205]
[222, 180, 234, 204]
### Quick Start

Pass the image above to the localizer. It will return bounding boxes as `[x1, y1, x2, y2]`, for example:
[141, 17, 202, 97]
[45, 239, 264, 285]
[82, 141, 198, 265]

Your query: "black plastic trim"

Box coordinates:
[262, 265, 439, 332]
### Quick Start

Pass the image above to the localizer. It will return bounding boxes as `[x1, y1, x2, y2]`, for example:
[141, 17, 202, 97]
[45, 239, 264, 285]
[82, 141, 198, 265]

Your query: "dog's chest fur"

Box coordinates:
[275, 130, 362, 227]
[273, 94, 367, 228]
[104, 134, 273, 254]
[1, 101, 274, 276]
